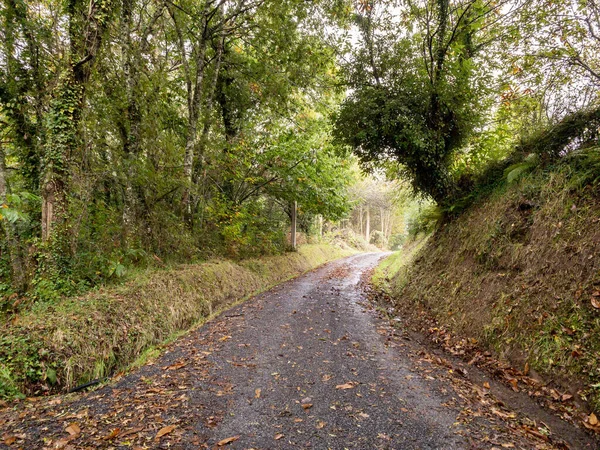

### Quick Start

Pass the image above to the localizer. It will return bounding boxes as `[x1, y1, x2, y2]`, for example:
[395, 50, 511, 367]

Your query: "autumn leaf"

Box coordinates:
[316, 421, 326, 429]
[301, 403, 313, 410]
[217, 435, 240, 446]
[274, 433, 284, 440]
[255, 388, 261, 399]
[165, 361, 187, 371]
[483, 382, 490, 389]
[591, 296, 600, 309]
[589, 413, 598, 426]
[65, 423, 80, 436]
[155, 425, 176, 439]
[335, 382, 355, 390]
[219, 335, 232, 342]
[3, 436, 16, 445]
[104, 428, 121, 440]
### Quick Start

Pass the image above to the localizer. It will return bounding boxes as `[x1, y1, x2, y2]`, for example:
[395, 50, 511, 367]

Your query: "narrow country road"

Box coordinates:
[1, 253, 597, 449]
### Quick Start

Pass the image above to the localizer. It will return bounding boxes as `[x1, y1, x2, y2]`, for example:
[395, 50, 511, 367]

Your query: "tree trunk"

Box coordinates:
[291, 201, 297, 249]
[0, 145, 25, 290]
[365, 205, 370, 243]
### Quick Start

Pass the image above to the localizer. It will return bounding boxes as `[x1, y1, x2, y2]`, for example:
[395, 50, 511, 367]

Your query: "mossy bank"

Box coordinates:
[0, 244, 354, 399]
[374, 154, 600, 411]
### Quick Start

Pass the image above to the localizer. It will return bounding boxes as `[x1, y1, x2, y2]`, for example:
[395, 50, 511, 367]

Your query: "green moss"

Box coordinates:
[380, 151, 600, 411]
[0, 244, 353, 399]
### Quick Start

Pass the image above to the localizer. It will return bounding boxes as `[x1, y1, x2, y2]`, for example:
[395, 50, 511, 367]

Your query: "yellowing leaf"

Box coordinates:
[255, 388, 261, 399]
[589, 413, 598, 426]
[155, 425, 176, 439]
[274, 433, 284, 440]
[217, 436, 240, 446]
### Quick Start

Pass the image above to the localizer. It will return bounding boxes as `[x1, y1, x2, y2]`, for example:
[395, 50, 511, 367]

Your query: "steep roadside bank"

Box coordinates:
[0, 244, 355, 400]
[372, 162, 600, 422]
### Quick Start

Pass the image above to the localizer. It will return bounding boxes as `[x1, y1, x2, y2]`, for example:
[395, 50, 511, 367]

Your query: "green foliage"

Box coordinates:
[406, 204, 443, 239]
[334, 0, 493, 205]
[505, 153, 540, 184]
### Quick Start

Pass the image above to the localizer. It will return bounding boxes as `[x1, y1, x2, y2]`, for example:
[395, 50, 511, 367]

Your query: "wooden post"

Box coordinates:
[291, 200, 297, 249]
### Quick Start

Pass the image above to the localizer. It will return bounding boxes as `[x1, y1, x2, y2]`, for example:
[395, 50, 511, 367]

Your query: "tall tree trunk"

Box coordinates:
[0, 145, 25, 290]
[41, 0, 116, 243]
[365, 205, 370, 242]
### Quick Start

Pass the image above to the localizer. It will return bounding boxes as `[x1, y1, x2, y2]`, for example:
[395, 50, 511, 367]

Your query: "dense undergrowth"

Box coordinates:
[374, 146, 600, 411]
[0, 243, 353, 400]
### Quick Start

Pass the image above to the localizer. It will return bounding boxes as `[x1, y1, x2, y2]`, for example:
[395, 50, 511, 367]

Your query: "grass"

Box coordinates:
[375, 149, 600, 410]
[0, 243, 355, 400]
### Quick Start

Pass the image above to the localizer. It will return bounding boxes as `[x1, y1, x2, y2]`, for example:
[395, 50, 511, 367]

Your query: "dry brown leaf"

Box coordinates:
[589, 413, 598, 426]
[65, 423, 80, 436]
[507, 378, 519, 392]
[120, 427, 144, 438]
[155, 425, 176, 439]
[592, 296, 600, 309]
[3, 436, 16, 445]
[219, 335, 232, 342]
[104, 428, 121, 440]
[274, 433, 284, 440]
[316, 421, 326, 429]
[217, 436, 240, 446]
[483, 382, 490, 389]
[255, 388, 261, 399]
[165, 362, 187, 371]
[322, 374, 333, 381]
[302, 403, 313, 410]
[561, 394, 573, 402]
[335, 382, 355, 390]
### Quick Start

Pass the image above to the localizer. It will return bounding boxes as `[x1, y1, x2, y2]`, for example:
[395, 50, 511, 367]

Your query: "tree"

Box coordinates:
[333, 0, 512, 204]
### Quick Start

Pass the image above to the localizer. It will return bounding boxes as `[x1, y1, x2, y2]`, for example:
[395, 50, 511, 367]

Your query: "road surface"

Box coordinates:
[0, 253, 596, 449]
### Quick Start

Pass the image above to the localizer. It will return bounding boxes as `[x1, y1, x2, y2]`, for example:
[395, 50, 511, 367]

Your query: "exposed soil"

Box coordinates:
[0, 253, 597, 449]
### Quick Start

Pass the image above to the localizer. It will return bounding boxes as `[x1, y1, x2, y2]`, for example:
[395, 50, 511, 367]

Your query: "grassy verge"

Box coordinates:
[0, 244, 354, 400]
[373, 158, 600, 411]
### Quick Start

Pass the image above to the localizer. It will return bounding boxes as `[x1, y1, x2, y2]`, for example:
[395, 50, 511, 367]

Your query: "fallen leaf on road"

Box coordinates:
[274, 433, 284, 440]
[316, 421, 326, 429]
[483, 382, 490, 389]
[155, 425, 176, 439]
[104, 428, 121, 440]
[3, 436, 16, 445]
[561, 394, 573, 402]
[255, 388, 261, 399]
[65, 423, 80, 436]
[165, 361, 187, 371]
[217, 436, 240, 446]
[589, 413, 598, 426]
[302, 403, 313, 410]
[336, 382, 355, 390]
[219, 335, 232, 342]
[322, 374, 333, 381]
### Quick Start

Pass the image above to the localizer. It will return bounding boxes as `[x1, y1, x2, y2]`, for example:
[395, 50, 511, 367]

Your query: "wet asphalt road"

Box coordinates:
[1, 253, 596, 449]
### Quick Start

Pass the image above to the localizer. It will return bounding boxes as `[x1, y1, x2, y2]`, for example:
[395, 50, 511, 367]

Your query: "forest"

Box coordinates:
[0, 0, 600, 446]
[0, 0, 598, 303]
